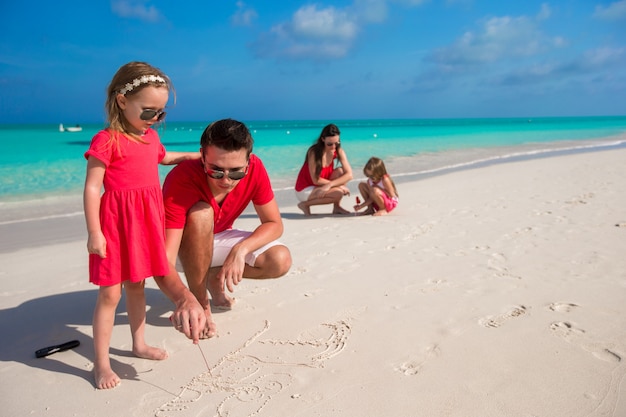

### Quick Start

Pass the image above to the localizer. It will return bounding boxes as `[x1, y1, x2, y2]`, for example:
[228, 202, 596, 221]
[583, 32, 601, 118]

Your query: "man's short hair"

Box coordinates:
[200, 119, 254, 157]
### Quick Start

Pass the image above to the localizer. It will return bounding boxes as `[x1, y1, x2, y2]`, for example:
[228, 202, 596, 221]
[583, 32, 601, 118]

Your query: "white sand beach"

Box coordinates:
[1, 148, 625, 417]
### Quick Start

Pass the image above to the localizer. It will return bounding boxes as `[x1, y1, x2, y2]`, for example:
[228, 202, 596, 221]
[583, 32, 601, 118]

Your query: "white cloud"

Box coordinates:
[593, 0, 626, 20]
[291, 5, 358, 41]
[111, 0, 161, 23]
[427, 15, 546, 66]
[583, 46, 625, 66]
[489, 46, 625, 88]
[232, 1, 258, 27]
[250, 0, 435, 61]
[252, 4, 360, 60]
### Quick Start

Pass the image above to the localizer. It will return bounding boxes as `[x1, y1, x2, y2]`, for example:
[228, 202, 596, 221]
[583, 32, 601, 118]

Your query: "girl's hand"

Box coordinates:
[87, 231, 107, 258]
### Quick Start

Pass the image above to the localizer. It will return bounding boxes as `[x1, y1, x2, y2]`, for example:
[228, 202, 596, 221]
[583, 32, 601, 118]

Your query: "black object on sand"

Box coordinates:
[35, 340, 80, 358]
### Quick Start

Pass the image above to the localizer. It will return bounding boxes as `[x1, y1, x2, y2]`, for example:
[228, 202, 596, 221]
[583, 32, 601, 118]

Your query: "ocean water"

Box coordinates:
[1, 117, 625, 206]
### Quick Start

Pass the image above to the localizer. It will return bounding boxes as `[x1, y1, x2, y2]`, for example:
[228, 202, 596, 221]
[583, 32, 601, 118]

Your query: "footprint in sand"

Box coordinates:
[564, 192, 594, 206]
[401, 222, 435, 242]
[549, 321, 622, 363]
[403, 279, 450, 295]
[487, 253, 521, 280]
[395, 344, 441, 376]
[287, 266, 308, 276]
[479, 305, 528, 328]
[547, 302, 579, 313]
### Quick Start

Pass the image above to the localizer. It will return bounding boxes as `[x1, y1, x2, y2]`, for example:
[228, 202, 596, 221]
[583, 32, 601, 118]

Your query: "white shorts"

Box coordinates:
[295, 186, 315, 202]
[211, 229, 283, 267]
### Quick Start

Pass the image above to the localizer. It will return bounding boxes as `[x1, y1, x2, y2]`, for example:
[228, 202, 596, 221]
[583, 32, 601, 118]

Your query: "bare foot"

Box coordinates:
[133, 344, 168, 360]
[200, 311, 218, 339]
[211, 292, 236, 310]
[298, 202, 311, 216]
[373, 209, 389, 216]
[207, 274, 236, 307]
[94, 365, 121, 390]
[332, 206, 351, 215]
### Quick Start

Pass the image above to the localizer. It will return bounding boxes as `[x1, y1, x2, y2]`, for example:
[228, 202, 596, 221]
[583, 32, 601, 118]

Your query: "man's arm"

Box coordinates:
[153, 228, 206, 343]
[218, 198, 284, 292]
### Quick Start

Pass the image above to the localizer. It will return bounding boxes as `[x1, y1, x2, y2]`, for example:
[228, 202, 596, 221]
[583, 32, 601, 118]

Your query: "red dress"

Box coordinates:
[84, 129, 169, 286]
[294, 150, 337, 192]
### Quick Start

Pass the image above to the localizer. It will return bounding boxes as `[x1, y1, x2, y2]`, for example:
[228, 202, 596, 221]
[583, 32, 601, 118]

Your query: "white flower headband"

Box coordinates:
[119, 75, 166, 95]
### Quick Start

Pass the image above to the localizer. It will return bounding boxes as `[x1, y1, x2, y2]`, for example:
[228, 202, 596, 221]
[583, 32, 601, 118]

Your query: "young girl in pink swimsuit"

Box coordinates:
[354, 157, 399, 216]
[83, 62, 199, 389]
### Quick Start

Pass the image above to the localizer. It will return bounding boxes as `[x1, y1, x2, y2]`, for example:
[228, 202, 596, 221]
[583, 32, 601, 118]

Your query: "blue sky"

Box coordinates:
[1, 0, 625, 124]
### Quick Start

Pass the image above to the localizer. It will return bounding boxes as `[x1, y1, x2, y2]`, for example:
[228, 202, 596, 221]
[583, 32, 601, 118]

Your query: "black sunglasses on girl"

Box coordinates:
[140, 109, 166, 121]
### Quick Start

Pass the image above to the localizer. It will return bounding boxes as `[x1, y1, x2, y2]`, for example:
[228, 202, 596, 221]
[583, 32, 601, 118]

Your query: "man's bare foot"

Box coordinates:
[94, 366, 121, 390]
[207, 274, 236, 308]
[133, 344, 168, 360]
[200, 313, 217, 339]
[211, 296, 236, 311]
[298, 202, 311, 216]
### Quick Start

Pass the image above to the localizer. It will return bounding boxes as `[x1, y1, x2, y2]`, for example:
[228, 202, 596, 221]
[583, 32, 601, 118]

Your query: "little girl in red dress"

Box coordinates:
[83, 62, 198, 389]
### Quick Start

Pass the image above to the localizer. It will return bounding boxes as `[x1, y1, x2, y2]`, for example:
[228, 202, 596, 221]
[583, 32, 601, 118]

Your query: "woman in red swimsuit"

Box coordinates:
[294, 124, 354, 215]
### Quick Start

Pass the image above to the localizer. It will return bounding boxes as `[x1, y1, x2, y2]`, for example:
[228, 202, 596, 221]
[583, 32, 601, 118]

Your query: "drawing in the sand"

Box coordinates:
[156, 319, 351, 417]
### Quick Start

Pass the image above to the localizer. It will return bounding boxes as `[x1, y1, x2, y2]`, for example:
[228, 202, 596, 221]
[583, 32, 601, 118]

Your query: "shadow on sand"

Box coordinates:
[0, 288, 174, 387]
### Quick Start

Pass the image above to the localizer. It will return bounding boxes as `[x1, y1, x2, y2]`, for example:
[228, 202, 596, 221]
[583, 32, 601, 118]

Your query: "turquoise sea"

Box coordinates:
[1, 117, 625, 206]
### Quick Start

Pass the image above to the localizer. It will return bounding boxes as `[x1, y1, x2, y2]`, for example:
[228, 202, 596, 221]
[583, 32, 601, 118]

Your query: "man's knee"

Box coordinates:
[180, 201, 214, 267]
[186, 201, 214, 229]
[262, 245, 292, 278]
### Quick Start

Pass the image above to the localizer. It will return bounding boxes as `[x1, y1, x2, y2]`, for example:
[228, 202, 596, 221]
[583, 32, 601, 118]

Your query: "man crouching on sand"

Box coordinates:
[154, 119, 292, 341]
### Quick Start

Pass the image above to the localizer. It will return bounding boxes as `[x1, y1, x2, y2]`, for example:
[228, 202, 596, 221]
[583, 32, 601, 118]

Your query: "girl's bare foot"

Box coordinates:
[298, 202, 311, 216]
[133, 344, 168, 360]
[94, 366, 121, 390]
[373, 209, 389, 216]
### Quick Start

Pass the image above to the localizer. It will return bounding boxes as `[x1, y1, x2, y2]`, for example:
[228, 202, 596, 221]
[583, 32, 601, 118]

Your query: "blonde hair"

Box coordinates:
[364, 157, 398, 197]
[104, 61, 174, 150]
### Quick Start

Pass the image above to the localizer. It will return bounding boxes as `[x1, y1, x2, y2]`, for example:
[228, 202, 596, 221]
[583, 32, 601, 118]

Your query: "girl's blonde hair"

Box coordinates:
[104, 61, 174, 148]
[364, 157, 398, 197]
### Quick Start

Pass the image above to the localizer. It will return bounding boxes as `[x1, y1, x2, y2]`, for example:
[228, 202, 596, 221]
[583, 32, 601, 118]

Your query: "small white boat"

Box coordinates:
[59, 123, 83, 132]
